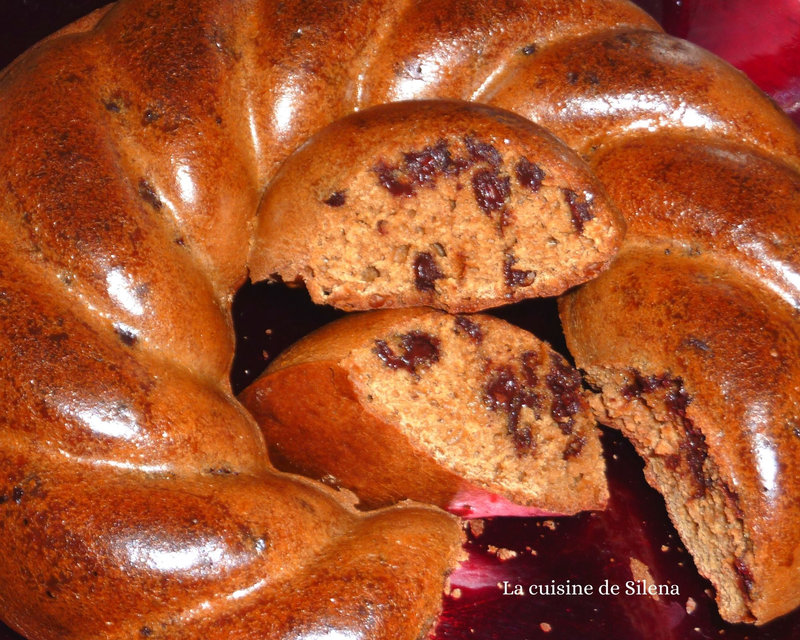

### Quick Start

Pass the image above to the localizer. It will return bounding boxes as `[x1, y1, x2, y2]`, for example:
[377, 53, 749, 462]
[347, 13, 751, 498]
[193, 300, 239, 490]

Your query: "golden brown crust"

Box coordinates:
[590, 134, 800, 307]
[0, 2, 467, 639]
[3, 465, 463, 640]
[488, 29, 800, 163]
[357, 0, 661, 104]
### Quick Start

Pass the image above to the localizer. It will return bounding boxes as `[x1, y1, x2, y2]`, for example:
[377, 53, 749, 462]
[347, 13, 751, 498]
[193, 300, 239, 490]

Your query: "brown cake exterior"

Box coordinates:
[1, 0, 799, 635]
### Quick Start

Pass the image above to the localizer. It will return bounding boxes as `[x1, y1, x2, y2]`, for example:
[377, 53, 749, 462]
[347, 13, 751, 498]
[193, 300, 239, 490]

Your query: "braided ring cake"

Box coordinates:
[2, 0, 799, 637]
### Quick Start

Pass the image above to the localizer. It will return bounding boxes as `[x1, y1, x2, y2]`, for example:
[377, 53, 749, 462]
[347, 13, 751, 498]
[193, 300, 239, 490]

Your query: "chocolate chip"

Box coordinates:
[721, 481, 744, 519]
[323, 191, 346, 207]
[503, 254, 536, 288]
[454, 316, 483, 344]
[520, 351, 540, 386]
[515, 157, 545, 192]
[663, 454, 681, 471]
[485, 367, 520, 412]
[513, 425, 533, 451]
[733, 557, 754, 600]
[563, 188, 594, 233]
[621, 370, 673, 399]
[563, 435, 586, 459]
[464, 136, 502, 168]
[472, 169, 510, 215]
[373, 140, 468, 197]
[115, 325, 138, 346]
[680, 415, 709, 498]
[412, 252, 444, 292]
[623, 371, 706, 497]
[138, 178, 163, 211]
[373, 161, 414, 197]
[545, 354, 584, 433]
[665, 383, 691, 418]
[484, 366, 542, 453]
[403, 140, 463, 185]
[374, 331, 441, 375]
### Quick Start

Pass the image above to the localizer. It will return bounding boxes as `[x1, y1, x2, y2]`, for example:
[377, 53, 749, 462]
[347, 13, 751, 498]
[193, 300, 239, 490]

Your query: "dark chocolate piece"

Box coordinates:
[413, 252, 444, 292]
[545, 354, 584, 434]
[374, 330, 441, 375]
[515, 157, 545, 192]
[454, 315, 483, 344]
[563, 188, 594, 233]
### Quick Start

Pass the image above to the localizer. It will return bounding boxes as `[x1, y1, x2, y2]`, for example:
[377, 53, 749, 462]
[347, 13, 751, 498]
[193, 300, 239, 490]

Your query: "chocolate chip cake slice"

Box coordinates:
[240, 307, 608, 515]
[249, 100, 624, 312]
